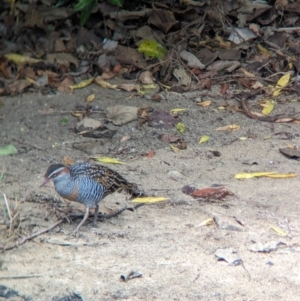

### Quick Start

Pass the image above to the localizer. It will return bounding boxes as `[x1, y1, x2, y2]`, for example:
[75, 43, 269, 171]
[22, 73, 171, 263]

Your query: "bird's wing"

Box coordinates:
[72, 163, 142, 197]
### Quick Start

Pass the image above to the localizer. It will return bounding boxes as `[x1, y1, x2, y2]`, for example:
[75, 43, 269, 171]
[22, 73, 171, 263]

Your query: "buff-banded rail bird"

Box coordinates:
[40, 162, 144, 234]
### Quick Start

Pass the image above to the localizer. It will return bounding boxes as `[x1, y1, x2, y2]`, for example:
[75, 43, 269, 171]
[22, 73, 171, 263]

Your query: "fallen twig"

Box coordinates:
[69, 204, 144, 221]
[0, 275, 43, 279]
[1, 219, 64, 252]
[2, 193, 12, 226]
[12, 138, 45, 151]
[1, 204, 144, 251]
[236, 91, 300, 123]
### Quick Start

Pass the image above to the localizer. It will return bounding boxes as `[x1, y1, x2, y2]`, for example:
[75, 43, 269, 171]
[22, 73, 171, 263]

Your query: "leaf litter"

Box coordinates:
[2, 1, 300, 298]
[0, 0, 299, 128]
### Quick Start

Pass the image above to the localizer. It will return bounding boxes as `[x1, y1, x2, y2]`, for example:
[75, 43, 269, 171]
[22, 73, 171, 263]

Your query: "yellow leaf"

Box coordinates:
[176, 122, 185, 134]
[235, 172, 276, 179]
[216, 124, 240, 131]
[131, 196, 169, 203]
[198, 217, 214, 227]
[273, 73, 290, 96]
[259, 99, 275, 115]
[93, 157, 126, 164]
[214, 36, 231, 49]
[94, 77, 118, 89]
[239, 137, 248, 140]
[5, 53, 41, 65]
[276, 73, 290, 88]
[240, 68, 255, 77]
[158, 82, 171, 89]
[142, 84, 157, 90]
[170, 108, 188, 114]
[265, 173, 296, 178]
[25, 76, 39, 86]
[70, 78, 94, 90]
[270, 225, 287, 236]
[170, 144, 180, 152]
[218, 106, 225, 110]
[273, 89, 281, 97]
[257, 44, 271, 56]
[86, 94, 95, 102]
[199, 135, 210, 144]
[197, 100, 212, 107]
[138, 40, 166, 59]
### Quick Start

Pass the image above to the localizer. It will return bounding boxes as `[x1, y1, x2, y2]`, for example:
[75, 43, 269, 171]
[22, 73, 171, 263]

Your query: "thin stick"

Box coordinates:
[0, 275, 43, 279]
[12, 138, 45, 151]
[1, 204, 144, 251]
[2, 193, 12, 225]
[69, 204, 145, 220]
[1, 219, 64, 252]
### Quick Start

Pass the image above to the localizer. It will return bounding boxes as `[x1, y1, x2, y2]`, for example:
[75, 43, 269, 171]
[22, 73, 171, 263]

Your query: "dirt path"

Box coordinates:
[1, 87, 300, 300]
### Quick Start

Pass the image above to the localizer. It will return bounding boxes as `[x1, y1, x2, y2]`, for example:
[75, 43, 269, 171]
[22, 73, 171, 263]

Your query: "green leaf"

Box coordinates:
[176, 122, 185, 134]
[76, 0, 97, 26]
[138, 40, 166, 59]
[109, 0, 122, 6]
[47, 24, 55, 31]
[60, 117, 69, 124]
[74, 0, 95, 11]
[0, 144, 17, 156]
[80, 8, 92, 26]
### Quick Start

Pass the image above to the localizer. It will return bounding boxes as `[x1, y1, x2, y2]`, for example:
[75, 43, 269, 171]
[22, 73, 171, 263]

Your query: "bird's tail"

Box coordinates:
[125, 182, 145, 198]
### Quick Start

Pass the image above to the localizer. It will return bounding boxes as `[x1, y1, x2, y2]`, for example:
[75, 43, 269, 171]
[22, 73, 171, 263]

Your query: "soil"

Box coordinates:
[1, 86, 300, 301]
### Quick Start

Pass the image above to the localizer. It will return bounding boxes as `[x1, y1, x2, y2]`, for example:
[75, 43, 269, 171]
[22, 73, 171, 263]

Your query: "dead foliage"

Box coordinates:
[0, 0, 300, 123]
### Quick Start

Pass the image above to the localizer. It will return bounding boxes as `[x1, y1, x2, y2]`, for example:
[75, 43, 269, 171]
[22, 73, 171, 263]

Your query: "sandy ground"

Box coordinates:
[1, 86, 300, 301]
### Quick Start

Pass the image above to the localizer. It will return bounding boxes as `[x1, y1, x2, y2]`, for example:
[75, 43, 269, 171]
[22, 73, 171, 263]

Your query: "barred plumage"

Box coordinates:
[41, 162, 144, 234]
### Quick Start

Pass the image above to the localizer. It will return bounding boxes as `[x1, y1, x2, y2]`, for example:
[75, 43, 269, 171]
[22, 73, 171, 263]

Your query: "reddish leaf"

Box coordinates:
[220, 83, 229, 95]
[142, 150, 155, 158]
[151, 93, 162, 102]
[190, 186, 230, 200]
[191, 68, 202, 75]
[204, 78, 211, 89]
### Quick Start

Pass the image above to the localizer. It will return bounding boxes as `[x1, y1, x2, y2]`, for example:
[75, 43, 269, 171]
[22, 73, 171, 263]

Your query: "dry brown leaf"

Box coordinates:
[63, 156, 74, 165]
[94, 77, 118, 89]
[159, 134, 182, 143]
[8, 79, 32, 94]
[220, 83, 229, 95]
[216, 124, 240, 131]
[180, 50, 205, 69]
[117, 83, 141, 92]
[101, 65, 122, 80]
[197, 100, 212, 107]
[106, 105, 139, 125]
[139, 71, 154, 84]
[57, 76, 74, 93]
[86, 94, 95, 102]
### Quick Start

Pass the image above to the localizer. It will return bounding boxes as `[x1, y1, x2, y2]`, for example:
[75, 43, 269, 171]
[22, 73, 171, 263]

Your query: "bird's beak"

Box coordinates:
[40, 178, 50, 187]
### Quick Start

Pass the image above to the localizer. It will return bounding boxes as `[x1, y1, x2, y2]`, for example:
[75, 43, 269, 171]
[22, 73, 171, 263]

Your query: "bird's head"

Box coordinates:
[40, 164, 70, 187]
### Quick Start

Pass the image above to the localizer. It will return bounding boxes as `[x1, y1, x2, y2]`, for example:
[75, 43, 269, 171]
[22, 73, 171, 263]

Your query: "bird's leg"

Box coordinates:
[93, 204, 99, 227]
[72, 207, 90, 235]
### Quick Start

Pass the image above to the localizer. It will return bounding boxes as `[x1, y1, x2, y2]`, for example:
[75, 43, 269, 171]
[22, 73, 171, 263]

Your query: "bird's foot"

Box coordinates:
[70, 227, 81, 237]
